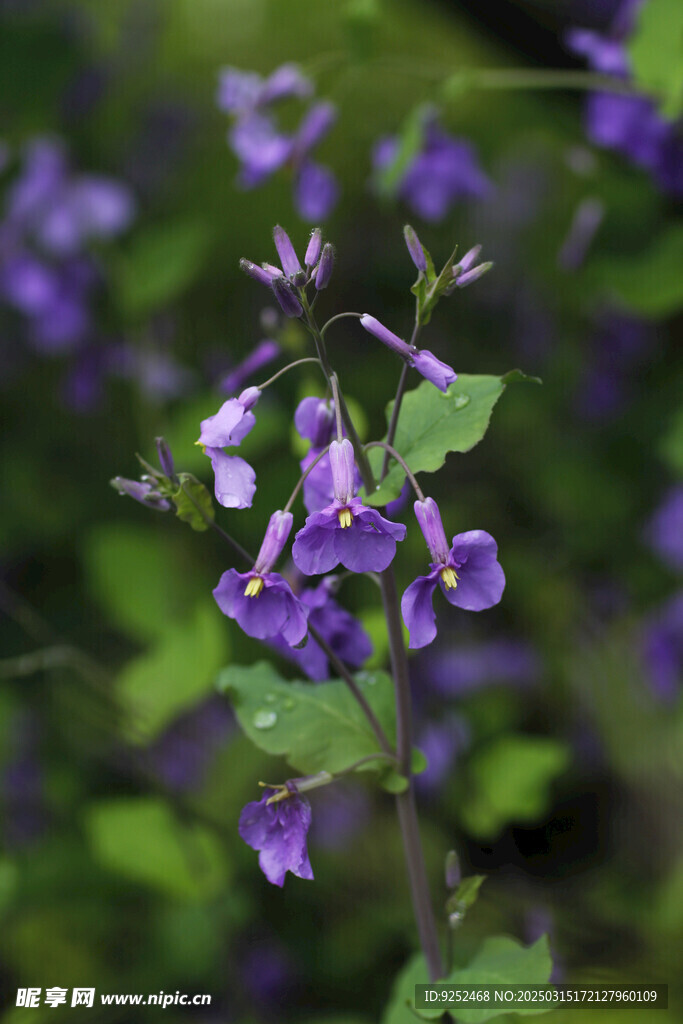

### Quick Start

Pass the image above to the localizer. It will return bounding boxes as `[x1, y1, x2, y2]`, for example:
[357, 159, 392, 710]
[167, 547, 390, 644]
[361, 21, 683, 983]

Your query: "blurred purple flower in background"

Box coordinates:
[147, 696, 235, 792]
[575, 311, 655, 422]
[640, 591, 683, 704]
[643, 486, 683, 572]
[415, 715, 471, 795]
[373, 110, 491, 221]
[217, 64, 339, 221]
[2, 711, 48, 850]
[425, 639, 540, 697]
[566, 2, 683, 196]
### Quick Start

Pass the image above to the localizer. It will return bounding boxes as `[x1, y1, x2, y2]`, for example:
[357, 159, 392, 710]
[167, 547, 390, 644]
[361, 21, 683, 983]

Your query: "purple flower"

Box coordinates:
[213, 510, 308, 644]
[641, 591, 683, 703]
[415, 715, 470, 795]
[219, 340, 280, 395]
[198, 387, 260, 448]
[205, 448, 256, 509]
[148, 696, 234, 792]
[373, 112, 491, 221]
[360, 314, 456, 393]
[294, 395, 360, 514]
[292, 439, 406, 574]
[295, 160, 339, 221]
[401, 498, 505, 649]
[239, 788, 314, 887]
[643, 487, 683, 572]
[270, 574, 373, 680]
[426, 640, 539, 696]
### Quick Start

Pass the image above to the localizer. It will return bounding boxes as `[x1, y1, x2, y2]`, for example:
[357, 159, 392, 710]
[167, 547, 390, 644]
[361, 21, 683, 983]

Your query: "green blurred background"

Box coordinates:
[0, 0, 682, 1021]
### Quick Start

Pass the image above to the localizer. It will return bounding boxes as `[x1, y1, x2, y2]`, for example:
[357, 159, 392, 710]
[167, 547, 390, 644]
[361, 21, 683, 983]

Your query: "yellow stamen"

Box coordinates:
[440, 566, 459, 590]
[194, 440, 206, 454]
[244, 576, 264, 598]
[337, 507, 353, 529]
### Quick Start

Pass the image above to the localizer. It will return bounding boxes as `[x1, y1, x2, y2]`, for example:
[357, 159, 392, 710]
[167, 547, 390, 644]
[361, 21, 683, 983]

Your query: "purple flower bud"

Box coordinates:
[411, 349, 457, 392]
[403, 224, 427, 273]
[294, 396, 335, 447]
[111, 477, 171, 511]
[454, 245, 482, 276]
[271, 276, 303, 318]
[239, 258, 275, 288]
[455, 261, 493, 288]
[273, 225, 302, 280]
[329, 438, 356, 505]
[359, 314, 412, 358]
[261, 263, 284, 279]
[253, 510, 294, 575]
[305, 228, 322, 267]
[414, 498, 450, 564]
[314, 242, 334, 290]
[155, 437, 175, 479]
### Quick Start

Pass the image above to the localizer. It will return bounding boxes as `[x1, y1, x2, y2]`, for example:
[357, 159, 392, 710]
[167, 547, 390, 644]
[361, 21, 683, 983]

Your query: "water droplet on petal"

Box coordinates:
[253, 709, 278, 730]
[453, 394, 470, 410]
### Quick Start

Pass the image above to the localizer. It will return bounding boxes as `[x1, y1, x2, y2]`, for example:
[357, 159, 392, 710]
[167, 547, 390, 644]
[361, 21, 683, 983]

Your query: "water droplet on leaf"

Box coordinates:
[453, 394, 470, 409]
[253, 709, 277, 730]
[283, 698, 295, 711]
[264, 693, 277, 704]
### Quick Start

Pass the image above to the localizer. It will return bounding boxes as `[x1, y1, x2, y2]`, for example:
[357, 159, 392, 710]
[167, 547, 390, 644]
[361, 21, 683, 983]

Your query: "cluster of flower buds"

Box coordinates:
[111, 437, 177, 511]
[240, 225, 334, 318]
[402, 223, 493, 326]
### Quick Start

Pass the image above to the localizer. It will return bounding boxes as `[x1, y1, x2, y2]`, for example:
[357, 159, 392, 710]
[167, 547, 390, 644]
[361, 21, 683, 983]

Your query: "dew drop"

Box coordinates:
[453, 394, 470, 410]
[282, 698, 295, 711]
[253, 709, 278, 730]
[264, 693, 277, 704]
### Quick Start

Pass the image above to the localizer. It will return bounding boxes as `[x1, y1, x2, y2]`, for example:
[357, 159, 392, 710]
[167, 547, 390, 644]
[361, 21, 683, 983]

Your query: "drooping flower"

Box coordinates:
[269, 573, 373, 681]
[213, 510, 308, 645]
[239, 786, 314, 887]
[198, 386, 260, 448]
[360, 314, 456, 393]
[373, 111, 491, 221]
[292, 439, 406, 574]
[401, 498, 505, 649]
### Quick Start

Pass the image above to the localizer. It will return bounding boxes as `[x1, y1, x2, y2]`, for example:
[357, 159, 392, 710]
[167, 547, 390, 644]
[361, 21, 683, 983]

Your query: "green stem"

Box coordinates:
[365, 441, 424, 502]
[258, 357, 324, 390]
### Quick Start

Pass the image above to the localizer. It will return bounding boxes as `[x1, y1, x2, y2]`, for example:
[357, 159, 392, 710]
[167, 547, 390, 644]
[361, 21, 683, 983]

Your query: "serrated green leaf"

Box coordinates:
[171, 472, 214, 531]
[461, 736, 570, 840]
[218, 661, 396, 776]
[364, 373, 535, 506]
[117, 601, 229, 742]
[628, 0, 683, 118]
[445, 936, 553, 1023]
[113, 218, 211, 319]
[85, 798, 229, 901]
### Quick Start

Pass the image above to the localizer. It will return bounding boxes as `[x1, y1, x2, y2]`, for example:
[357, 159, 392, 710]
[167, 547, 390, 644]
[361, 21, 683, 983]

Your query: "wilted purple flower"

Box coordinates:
[270, 573, 373, 681]
[566, 16, 683, 196]
[293, 439, 406, 574]
[214, 511, 308, 644]
[360, 314, 456, 392]
[641, 591, 683, 703]
[373, 112, 491, 221]
[402, 498, 505, 649]
[239, 787, 314, 887]
[643, 487, 683, 572]
[219, 340, 280, 395]
[198, 387, 260, 448]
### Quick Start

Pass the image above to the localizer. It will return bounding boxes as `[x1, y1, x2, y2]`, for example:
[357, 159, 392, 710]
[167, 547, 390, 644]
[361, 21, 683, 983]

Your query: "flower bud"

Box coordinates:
[253, 510, 294, 575]
[360, 314, 412, 358]
[403, 224, 427, 273]
[329, 438, 356, 505]
[155, 437, 175, 479]
[414, 497, 450, 564]
[239, 258, 273, 288]
[271, 276, 303, 318]
[411, 350, 456, 392]
[273, 225, 302, 280]
[237, 385, 261, 411]
[111, 477, 171, 511]
[455, 261, 493, 288]
[314, 242, 334, 290]
[305, 227, 322, 267]
[454, 244, 481, 276]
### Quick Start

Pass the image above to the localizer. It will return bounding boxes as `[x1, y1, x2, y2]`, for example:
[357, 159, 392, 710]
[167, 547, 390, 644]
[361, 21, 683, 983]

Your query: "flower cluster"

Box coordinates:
[566, 2, 683, 196]
[217, 64, 339, 220]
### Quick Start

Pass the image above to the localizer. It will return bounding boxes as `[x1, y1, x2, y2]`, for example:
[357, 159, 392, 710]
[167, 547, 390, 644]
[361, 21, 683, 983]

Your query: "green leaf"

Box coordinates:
[217, 661, 395, 776]
[446, 936, 553, 1023]
[364, 373, 538, 506]
[447, 874, 487, 915]
[590, 224, 683, 317]
[376, 104, 429, 197]
[382, 953, 444, 1024]
[171, 472, 214, 531]
[381, 747, 428, 794]
[628, 0, 683, 118]
[117, 601, 229, 742]
[461, 735, 570, 840]
[113, 218, 211, 320]
[85, 798, 229, 901]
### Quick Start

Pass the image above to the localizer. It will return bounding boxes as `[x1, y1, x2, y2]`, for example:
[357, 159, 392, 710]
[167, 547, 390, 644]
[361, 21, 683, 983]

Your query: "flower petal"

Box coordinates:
[401, 573, 439, 649]
[207, 449, 256, 509]
[292, 514, 340, 575]
[446, 530, 505, 611]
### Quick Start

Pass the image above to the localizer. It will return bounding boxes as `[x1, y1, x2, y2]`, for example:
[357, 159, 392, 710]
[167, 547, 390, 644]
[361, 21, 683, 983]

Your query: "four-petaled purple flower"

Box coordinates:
[198, 386, 260, 509]
[239, 786, 314, 887]
[373, 110, 491, 222]
[217, 64, 339, 220]
[293, 439, 406, 574]
[213, 510, 308, 645]
[360, 314, 456, 393]
[401, 498, 505, 649]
